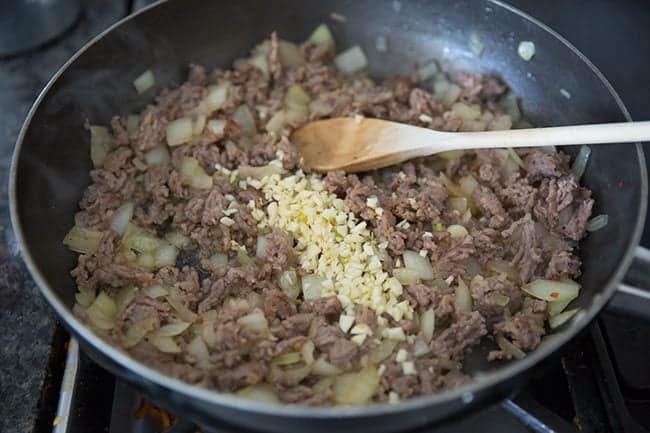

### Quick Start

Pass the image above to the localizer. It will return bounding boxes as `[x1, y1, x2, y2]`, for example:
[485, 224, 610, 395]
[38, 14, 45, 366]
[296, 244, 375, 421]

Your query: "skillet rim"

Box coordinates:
[9, 0, 648, 419]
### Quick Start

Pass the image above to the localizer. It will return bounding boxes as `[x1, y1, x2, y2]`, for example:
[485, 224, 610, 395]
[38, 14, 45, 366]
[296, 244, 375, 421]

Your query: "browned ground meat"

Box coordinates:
[67, 32, 594, 405]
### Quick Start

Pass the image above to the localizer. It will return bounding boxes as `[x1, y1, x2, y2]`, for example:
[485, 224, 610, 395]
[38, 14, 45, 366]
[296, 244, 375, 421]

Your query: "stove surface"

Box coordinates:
[2, 1, 650, 433]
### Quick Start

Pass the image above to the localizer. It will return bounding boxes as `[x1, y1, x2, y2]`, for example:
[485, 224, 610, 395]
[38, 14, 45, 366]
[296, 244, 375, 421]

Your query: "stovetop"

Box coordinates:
[2, 1, 650, 433]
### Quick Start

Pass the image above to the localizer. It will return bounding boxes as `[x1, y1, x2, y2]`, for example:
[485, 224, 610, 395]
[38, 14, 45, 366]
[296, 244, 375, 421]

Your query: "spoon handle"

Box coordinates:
[446, 120, 650, 150]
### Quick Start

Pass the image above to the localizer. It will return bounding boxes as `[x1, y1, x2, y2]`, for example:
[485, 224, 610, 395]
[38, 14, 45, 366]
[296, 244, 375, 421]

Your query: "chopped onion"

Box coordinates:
[192, 114, 206, 135]
[239, 163, 285, 180]
[308, 24, 336, 52]
[459, 176, 478, 197]
[468, 32, 484, 57]
[507, 148, 525, 168]
[312, 357, 342, 376]
[375, 35, 388, 53]
[517, 41, 536, 61]
[449, 197, 468, 213]
[137, 253, 155, 269]
[63, 226, 104, 254]
[86, 291, 117, 330]
[237, 308, 269, 333]
[488, 114, 513, 131]
[447, 224, 468, 239]
[313, 377, 334, 394]
[237, 384, 280, 404]
[284, 85, 311, 109]
[420, 308, 435, 342]
[144, 285, 169, 299]
[75, 289, 96, 308]
[89, 125, 111, 167]
[195, 83, 230, 116]
[438, 150, 465, 161]
[154, 321, 191, 337]
[452, 102, 482, 121]
[247, 291, 264, 309]
[335, 45, 368, 74]
[368, 339, 397, 364]
[110, 202, 134, 236]
[501, 92, 521, 123]
[149, 335, 182, 353]
[403, 250, 434, 280]
[123, 224, 162, 253]
[164, 230, 191, 249]
[265, 110, 287, 133]
[207, 119, 227, 137]
[278, 270, 300, 299]
[413, 339, 431, 357]
[166, 288, 198, 322]
[187, 335, 212, 369]
[302, 274, 326, 300]
[418, 60, 439, 82]
[523, 279, 580, 302]
[133, 69, 155, 94]
[256, 235, 269, 258]
[272, 352, 302, 366]
[232, 105, 256, 135]
[166, 117, 193, 146]
[144, 145, 170, 166]
[496, 334, 526, 360]
[126, 115, 139, 132]
[154, 243, 179, 268]
[547, 298, 573, 317]
[115, 286, 137, 316]
[586, 214, 608, 232]
[549, 308, 579, 329]
[455, 279, 472, 313]
[571, 145, 591, 179]
[179, 157, 213, 190]
[205, 252, 228, 270]
[249, 54, 269, 77]
[269, 363, 311, 385]
[278, 40, 305, 67]
[441, 83, 462, 106]
[301, 340, 315, 365]
[333, 366, 380, 405]
[121, 316, 158, 348]
[393, 267, 421, 285]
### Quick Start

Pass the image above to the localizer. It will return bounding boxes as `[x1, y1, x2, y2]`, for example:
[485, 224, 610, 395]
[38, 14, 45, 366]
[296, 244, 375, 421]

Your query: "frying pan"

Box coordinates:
[9, 0, 649, 432]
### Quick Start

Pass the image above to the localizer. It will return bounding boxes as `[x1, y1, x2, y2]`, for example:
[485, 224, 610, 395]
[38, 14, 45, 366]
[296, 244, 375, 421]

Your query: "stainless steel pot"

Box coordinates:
[9, 0, 648, 432]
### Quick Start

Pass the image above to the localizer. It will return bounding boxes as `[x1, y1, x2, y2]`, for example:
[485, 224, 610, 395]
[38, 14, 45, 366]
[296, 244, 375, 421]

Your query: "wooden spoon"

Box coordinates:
[291, 117, 650, 173]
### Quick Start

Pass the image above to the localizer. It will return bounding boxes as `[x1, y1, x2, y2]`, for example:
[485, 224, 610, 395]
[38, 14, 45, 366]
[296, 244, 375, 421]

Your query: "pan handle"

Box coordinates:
[608, 246, 650, 320]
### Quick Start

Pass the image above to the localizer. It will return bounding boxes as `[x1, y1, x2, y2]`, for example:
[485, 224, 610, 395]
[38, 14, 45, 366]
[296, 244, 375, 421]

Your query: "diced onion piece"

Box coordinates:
[459, 175, 478, 196]
[155, 243, 179, 268]
[192, 114, 206, 135]
[284, 105, 309, 125]
[375, 35, 388, 53]
[333, 366, 380, 405]
[149, 335, 182, 353]
[438, 150, 465, 160]
[284, 85, 311, 110]
[301, 340, 315, 365]
[452, 102, 482, 121]
[420, 308, 435, 342]
[447, 224, 468, 239]
[133, 69, 155, 94]
[239, 163, 285, 180]
[232, 105, 256, 135]
[496, 334, 526, 360]
[144, 285, 169, 299]
[137, 253, 155, 269]
[335, 45, 368, 74]
[166, 288, 198, 322]
[308, 24, 335, 52]
[312, 357, 342, 376]
[75, 290, 96, 308]
[302, 274, 326, 300]
[269, 363, 311, 385]
[278, 270, 300, 299]
[571, 145, 591, 180]
[206, 252, 228, 270]
[154, 321, 191, 337]
[413, 339, 431, 357]
[144, 145, 170, 166]
[237, 384, 280, 404]
[418, 60, 439, 82]
[179, 157, 213, 190]
[207, 119, 227, 137]
[455, 279, 472, 313]
[547, 298, 573, 317]
[586, 214, 608, 232]
[487, 260, 520, 281]
[89, 125, 111, 167]
[368, 339, 397, 363]
[278, 40, 305, 67]
[433, 78, 450, 98]
[256, 235, 269, 258]
[110, 202, 134, 236]
[123, 224, 162, 253]
[86, 291, 117, 330]
[549, 308, 579, 329]
[249, 54, 269, 77]
[468, 32, 484, 57]
[265, 110, 287, 133]
[272, 352, 302, 366]
[449, 197, 468, 213]
[122, 316, 157, 348]
[403, 250, 434, 280]
[488, 114, 513, 131]
[126, 115, 139, 132]
[187, 335, 212, 369]
[63, 226, 104, 254]
[237, 308, 269, 333]
[518, 41, 536, 61]
[523, 279, 580, 302]
[309, 99, 334, 117]
[393, 267, 421, 285]
[164, 230, 191, 249]
[501, 92, 521, 123]
[195, 83, 230, 115]
[166, 117, 193, 146]
[115, 286, 137, 315]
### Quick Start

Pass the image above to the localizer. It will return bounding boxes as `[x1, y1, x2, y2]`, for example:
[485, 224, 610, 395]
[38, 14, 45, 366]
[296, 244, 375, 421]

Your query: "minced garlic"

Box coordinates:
[246, 169, 414, 321]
